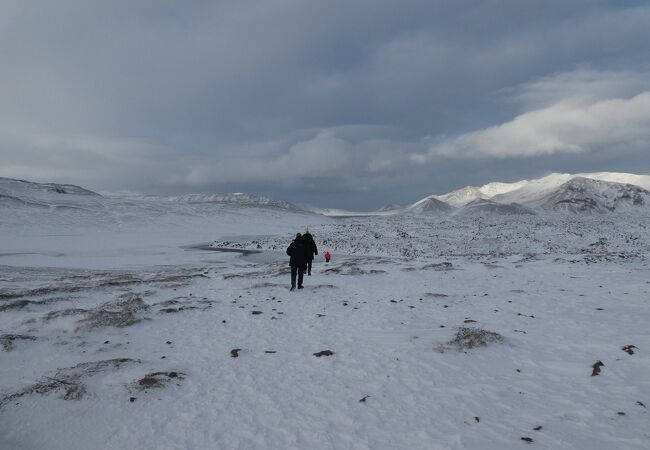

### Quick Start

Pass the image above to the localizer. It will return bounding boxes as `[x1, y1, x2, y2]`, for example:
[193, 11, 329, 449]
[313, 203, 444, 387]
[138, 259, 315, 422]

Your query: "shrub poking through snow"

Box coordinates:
[437, 327, 504, 352]
[134, 371, 184, 390]
[0, 358, 138, 408]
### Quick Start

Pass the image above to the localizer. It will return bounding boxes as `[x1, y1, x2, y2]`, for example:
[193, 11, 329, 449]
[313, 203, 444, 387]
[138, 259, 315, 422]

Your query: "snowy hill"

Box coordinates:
[405, 196, 454, 215]
[0, 177, 100, 208]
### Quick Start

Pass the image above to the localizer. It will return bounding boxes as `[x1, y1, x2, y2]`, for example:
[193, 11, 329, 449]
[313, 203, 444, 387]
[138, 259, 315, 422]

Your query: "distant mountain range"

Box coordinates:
[318, 172, 650, 216]
[2, 172, 650, 217]
[426, 172, 650, 216]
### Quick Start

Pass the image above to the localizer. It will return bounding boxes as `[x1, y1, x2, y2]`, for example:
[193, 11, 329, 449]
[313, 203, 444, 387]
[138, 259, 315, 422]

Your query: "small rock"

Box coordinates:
[533, 426, 542, 431]
[359, 395, 370, 403]
[591, 360, 604, 376]
[313, 350, 334, 357]
[130, 397, 136, 402]
[636, 401, 646, 408]
[166, 341, 172, 345]
[474, 416, 480, 423]
[230, 348, 242, 358]
[251, 311, 263, 315]
[521, 437, 533, 443]
[621, 345, 637, 355]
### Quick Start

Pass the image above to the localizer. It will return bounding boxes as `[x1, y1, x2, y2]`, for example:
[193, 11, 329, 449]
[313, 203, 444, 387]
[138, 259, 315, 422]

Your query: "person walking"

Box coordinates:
[324, 251, 331, 263]
[286, 233, 308, 290]
[302, 228, 318, 275]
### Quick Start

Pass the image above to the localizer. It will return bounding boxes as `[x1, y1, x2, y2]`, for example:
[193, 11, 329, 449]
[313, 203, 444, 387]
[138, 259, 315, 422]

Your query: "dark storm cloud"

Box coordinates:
[1, 0, 650, 208]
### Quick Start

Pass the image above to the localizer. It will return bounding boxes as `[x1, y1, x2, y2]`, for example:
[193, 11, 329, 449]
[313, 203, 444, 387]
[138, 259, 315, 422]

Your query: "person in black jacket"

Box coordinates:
[303, 229, 318, 276]
[286, 233, 309, 290]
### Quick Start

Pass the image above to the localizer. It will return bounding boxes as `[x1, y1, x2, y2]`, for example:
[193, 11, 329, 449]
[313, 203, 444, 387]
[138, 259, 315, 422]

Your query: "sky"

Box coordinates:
[1, 0, 650, 210]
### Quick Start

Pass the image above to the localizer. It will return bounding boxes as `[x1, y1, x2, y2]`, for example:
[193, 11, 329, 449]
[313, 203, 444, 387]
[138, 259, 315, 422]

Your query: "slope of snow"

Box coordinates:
[490, 173, 575, 205]
[576, 172, 650, 190]
[405, 196, 454, 215]
[433, 181, 528, 207]
[434, 186, 488, 207]
[452, 198, 536, 217]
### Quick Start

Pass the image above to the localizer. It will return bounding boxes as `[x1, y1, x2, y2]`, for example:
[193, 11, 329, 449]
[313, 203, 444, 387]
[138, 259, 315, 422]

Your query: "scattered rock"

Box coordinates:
[533, 426, 542, 431]
[636, 401, 646, 408]
[474, 416, 480, 423]
[130, 397, 136, 402]
[617, 411, 626, 416]
[521, 437, 533, 443]
[230, 348, 242, 358]
[621, 345, 637, 355]
[591, 360, 604, 376]
[359, 395, 370, 403]
[313, 350, 334, 357]
[251, 311, 263, 315]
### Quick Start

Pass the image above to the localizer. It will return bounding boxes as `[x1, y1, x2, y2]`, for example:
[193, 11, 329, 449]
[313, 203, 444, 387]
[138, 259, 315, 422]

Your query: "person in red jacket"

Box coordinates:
[324, 251, 331, 263]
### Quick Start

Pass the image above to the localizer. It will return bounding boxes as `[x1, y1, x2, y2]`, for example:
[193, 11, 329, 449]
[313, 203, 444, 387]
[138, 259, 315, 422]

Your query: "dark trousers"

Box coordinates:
[291, 265, 305, 288]
[307, 260, 313, 274]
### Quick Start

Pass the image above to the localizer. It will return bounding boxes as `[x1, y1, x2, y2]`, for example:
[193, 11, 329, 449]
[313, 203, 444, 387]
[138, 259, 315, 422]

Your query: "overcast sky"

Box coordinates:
[2, 0, 650, 209]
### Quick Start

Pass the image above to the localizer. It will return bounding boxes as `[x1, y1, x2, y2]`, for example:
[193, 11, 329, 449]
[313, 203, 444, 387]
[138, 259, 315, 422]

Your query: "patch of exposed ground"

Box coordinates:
[133, 371, 184, 391]
[0, 334, 37, 351]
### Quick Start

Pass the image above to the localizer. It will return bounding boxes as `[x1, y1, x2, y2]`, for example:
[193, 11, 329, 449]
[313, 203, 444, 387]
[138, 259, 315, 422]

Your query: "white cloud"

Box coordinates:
[412, 90, 650, 160]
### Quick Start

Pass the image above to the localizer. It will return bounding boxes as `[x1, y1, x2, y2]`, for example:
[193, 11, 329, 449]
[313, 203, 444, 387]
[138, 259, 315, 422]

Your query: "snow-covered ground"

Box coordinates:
[1, 182, 650, 449]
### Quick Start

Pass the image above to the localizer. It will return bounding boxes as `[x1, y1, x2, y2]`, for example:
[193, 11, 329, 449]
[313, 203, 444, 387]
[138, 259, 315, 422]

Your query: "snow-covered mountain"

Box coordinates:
[433, 172, 650, 208]
[531, 177, 650, 213]
[0, 177, 100, 205]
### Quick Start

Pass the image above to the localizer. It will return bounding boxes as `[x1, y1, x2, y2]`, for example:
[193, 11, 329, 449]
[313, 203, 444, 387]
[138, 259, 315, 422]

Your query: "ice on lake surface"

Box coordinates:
[2, 198, 650, 449]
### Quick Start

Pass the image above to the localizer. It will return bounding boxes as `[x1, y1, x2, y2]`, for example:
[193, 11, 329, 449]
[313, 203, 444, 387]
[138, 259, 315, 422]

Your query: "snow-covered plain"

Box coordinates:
[1, 179, 650, 449]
